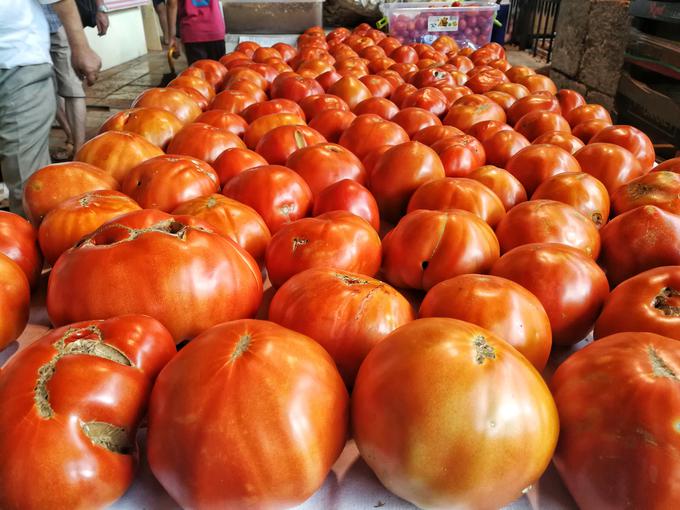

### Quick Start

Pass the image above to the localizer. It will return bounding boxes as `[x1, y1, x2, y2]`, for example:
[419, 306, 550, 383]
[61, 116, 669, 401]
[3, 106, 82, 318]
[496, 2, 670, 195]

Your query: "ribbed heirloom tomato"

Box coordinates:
[352, 318, 559, 509]
[147, 319, 348, 510]
[47, 210, 263, 343]
[269, 268, 415, 385]
[212, 147, 268, 185]
[131, 87, 202, 124]
[194, 110, 248, 137]
[469, 165, 528, 211]
[255, 124, 326, 165]
[552, 332, 680, 510]
[573, 143, 645, 195]
[0, 315, 176, 510]
[99, 107, 183, 149]
[505, 144, 581, 195]
[312, 179, 380, 231]
[167, 122, 246, 165]
[338, 114, 409, 159]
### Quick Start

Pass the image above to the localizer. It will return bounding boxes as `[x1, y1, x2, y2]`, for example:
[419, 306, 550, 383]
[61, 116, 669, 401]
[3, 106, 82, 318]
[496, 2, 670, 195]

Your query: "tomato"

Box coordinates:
[167, 123, 245, 165]
[590, 124, 656, 171]
[420, 274, 552, 370]
[467, 120, 510, 144]
[38, 190, 141, 266]
[225, 77, 268, 101]
[411, 124, 464, 146]
[492, 243, 608, 345]
[264, 210, 380, 288]
[135, 83, 202, 120]
[338, 114, 409, 159]
[654, 156, 680, 173]
[194, 110, 248, 137]
[368, 57, 396, 74]
[325, 76, 372, 110]
[179, 65, 208, 80]
[431, 135, 486, 177]
[209, 89, 259, 114]
[0, 211, 42, 288]
[407, 177, 506, 227]
[611, 171, 680, 216]
[532, 172, 610, 228]
[147, 319, 347, 509]
[47, 210, 263, 342]
[0, 315, 175, 510]
[210, 147, 267, 186]
[312, 179, 380, 231]
[507, 93, 561, 125]
[533, 131, 585, 154]
[352, 317, 558, 509]
[235, 41, 258, 57]
[352, 97, 399, 119]
[401, 86, 449, 116]
[270, 74, 325, 102]
[574, 142, 645, 195]
[389, 82, 417, 106]
[445, 102, 507, 132]
[410, 68, 455, 89]
[483, 129, 531, 168]
[75, 131, 164, 183]
[241, 98, 305, 124]
[272, 42, 296, 62]
[448, 54, 474, 73]
[390, 45, 419, 64]
[172, 194, 271, 265]
[469, 165, 528, 211]
[297, 94, 348, 121]
[168, 75, 216, 101]
[496, 199, 601, 258]
[382, 209, 500, 290]
[171, 85, 210, 110]
[464, 68, 509, 94]
[243, 112, 306, 150]
[359, 74, 394, 98]
[255, 124, 326, 165]
[454, 93, 494, 107]
[505, 144, 582, 195]
[99, 107, 183, 150]
[517, 74, 557, 94]
[308, 108, 356, 143]
[0, 253, 30, 349]
[556, 89, 586, 116]
[252, 46, 281, 63]
[599, 205, 680, 286]
[492, 82, 531, 99]
[438, 84, 472, 105]
[551, 332, 680, 510]
[564, 103, 611, 128]
[571, 119, 611, 143]
[391, 107, 441, 138]
[376, 69, 405, 90]
[515, 111, 571, 142]
[483, 90, 517, 111]
[316, 69, 343, 90]
[191, 59, 228, 89]
[370, 141, 446, 222]
[285, 142, 366, 197]
[222, 164, 313, 233]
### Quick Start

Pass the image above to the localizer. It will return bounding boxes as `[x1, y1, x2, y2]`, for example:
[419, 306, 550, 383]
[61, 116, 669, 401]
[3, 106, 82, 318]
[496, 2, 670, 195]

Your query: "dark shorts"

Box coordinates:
[153, 0, 164, 6]
[183, 40, 226, 65]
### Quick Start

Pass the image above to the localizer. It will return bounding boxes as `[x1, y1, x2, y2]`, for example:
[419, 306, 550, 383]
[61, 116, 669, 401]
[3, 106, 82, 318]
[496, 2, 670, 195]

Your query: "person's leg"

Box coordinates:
[154, 0, 169, 45]
[183, 42, 209, 65]
[64, 97, 86, 153]
[54, 96, 72, 145]
[0, 64, 56, 215]
[206, 39, 226, 61]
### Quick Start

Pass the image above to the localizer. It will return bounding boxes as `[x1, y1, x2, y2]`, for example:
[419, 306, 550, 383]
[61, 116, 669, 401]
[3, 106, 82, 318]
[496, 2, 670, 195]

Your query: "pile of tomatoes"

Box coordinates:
[1, 22, 680, 510]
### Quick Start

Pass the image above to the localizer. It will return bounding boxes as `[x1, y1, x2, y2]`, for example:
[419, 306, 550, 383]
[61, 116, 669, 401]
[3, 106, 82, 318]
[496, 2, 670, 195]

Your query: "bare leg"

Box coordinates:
[64, 97, 86, 153]
[55, 96, 73, 145]
[155, 3, 169, 45]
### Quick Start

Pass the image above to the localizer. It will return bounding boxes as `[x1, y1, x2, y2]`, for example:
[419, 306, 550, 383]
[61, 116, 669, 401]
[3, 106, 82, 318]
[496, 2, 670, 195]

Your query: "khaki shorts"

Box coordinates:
[50, 26, 86, 98]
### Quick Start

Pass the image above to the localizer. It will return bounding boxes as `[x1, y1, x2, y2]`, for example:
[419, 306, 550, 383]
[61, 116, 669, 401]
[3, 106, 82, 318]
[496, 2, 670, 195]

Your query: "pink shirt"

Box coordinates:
[180, 0, 226, 44]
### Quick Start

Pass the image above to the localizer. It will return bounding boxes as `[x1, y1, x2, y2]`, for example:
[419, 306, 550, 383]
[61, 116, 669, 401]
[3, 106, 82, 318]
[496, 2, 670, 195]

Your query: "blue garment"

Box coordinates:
[41, 4, 62, 34]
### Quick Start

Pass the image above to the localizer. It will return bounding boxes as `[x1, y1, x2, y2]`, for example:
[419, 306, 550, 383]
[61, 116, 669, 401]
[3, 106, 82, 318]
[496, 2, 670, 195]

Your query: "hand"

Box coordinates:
[71, 46, 102, 86]
[168, 36, 177, 52]
[96, 12, 109, 36]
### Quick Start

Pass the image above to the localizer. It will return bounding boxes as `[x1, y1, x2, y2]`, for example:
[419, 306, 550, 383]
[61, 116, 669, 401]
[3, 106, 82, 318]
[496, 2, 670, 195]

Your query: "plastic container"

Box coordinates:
[223, 0, 324, 34]
[380, 1, 500, 49]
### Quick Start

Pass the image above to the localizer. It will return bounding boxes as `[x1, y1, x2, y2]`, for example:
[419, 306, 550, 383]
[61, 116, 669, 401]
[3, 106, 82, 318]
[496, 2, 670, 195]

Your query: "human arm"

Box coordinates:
[51, 0, 102, 85]
[166, 0, 178, 50]
[95, 0, 109, 36]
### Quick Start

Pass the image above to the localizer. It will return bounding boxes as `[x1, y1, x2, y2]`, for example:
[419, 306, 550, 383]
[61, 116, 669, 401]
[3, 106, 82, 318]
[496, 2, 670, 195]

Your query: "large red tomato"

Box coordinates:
[147, 319, 348, 509]
[167, 122, 245, 165]
[47, 210, 263, 342]
[222, 164, 313, 233]
[99, 107, 183, 149]
[532, 172, 610, 228]
[382, 209, 500, 290]
[491, 243, 609, 345]
[551, 332, 680, 510]
[564, 103, 611, 128]
[38, 190, 141, 266]
[590, 124, 656, 171]
[370, 141, 446, 222]
[556, 89, 586, 116]
[270, 74, 324, 102]
[469, 165, 528, 211]
[312, 179, 380, 231]
[505, 144, 582, 195]
[168, 75, 216, 101]
[517, 74, 557, 94]
[0, 253, 30, 349]
[172, 194, 271, 265]
[468, 119, 513, 144]
[255, 124, 326, 165]
[654, 156, 680, 173]
[191, 59, 228, 89]
[573, 143, 645, 195]
[431, 135, 486, 177]
[209, 89, 259, 114]
[269, 268, 414, 385]
[0, 315, 175, 510]
[75, 131, 164, 183]
[514, 111, 571, 142]
[571, 119, 611, 143]
[599, 205, 680, 286]
[610, 171, 680, 216]
[194, 110, 248, 137]
[464, 68, 509, 94]
[298, 94, 348, 121]
[338, 114, 409, 159]
[492, 82, 530, 99]
[352, 318, 558, 509]
[411, 124, 464, 146]
[401, 86, 449, 116]
[241, 98, 307, 124]
[243, 112, 306, 149]
[391, 107, 441, 138]
[308, 108, 356, 143]
[483, 129, 531, 168]
[285, 142, 366, 197]
[532, 131, 585, 154]
[264, 207, 380, 285]
[22, 162, 119, 226]
[420, 274, 552, 370]
[121, 154, 220, 212]
[131, 87, 202, 124]
[359, 74, 394, 98]
[506, 93, 560, 125]
[0, 211, 42, 288]
[211, 147, 267, 186]
[352, 96, 399, 119]
[407, 177, 506, 227]
[444, 101, 507, 132]
[496, 199, 601, 258]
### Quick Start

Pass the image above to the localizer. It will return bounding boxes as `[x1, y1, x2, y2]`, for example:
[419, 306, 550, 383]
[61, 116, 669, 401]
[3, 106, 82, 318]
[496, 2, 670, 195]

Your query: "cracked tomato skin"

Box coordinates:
[46, 210, 263, 343]
[352, 318, 559, 510]
[551, 332, 680, 510]
[269, 268, 415, 386]
[594, 266, 680, 340]
[147, 319, 348, 510]
[610, 171, 680, 216]
[381, 209, 500, 291]
[265, 211, 381, 288]
[0, 315, 175, 510]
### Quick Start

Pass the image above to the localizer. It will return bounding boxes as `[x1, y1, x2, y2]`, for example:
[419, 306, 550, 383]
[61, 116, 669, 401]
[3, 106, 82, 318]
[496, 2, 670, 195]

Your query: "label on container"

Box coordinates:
[427, 15, 459, 32]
